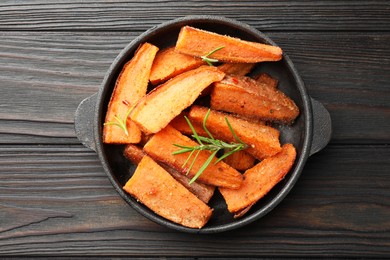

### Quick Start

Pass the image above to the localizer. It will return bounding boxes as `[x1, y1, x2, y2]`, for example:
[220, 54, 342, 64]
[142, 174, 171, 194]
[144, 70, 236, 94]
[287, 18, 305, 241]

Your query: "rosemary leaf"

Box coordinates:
[182, 149, 196, 169]
[185, 116, 203, 145]
[172, 148, 194, 155]
[201, 46, 225, 66]
[215, 145, 244, 164]
[173, 143, 195, 149]
[103, 103, 136, 136]
[186, 150, 201, 176]
[103, 114, 129, 136]
[189, 150, 218, 184]
[225, 116, 246, 145]
[202, 108, 214, 139]
[195, 136, 220, 147]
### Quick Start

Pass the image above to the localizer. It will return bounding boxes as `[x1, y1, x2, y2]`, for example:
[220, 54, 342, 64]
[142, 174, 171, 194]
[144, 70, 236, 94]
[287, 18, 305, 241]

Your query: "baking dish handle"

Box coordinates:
[74, 93, 97, 152]
[310, 97, 332, 156]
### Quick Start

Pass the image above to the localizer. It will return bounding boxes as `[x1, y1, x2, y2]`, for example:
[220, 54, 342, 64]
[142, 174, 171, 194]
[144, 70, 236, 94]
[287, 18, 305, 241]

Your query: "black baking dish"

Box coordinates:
[75, 15, 332, 233]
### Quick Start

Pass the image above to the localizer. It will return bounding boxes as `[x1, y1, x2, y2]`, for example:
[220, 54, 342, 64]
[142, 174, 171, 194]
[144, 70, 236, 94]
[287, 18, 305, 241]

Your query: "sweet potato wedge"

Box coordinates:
[161, 165, 215, 204]
[103, 42, 159, 144]
[200, 62, 255, 97]
[211, 84, 279, 122]
[123, 144, 145, 165]
[123, 144, 215, 204]
[217, 63, 255, 76]
[188, 106, 282, 160]
[175, 26, 282, 63]
[143, 125, 243, 189]
[219, 143, 296, 213]
[123, 155, 213, 229]
[233, 203, 255, 219]
[130, 66, 225, 134]
[222, 150, 256, 171]
[210, 75, 299, 124]
[222, 75, 298, 111]
[254, 72, 279, 89]
[170, 111, 208, 136]
[149, 46, 205, 85]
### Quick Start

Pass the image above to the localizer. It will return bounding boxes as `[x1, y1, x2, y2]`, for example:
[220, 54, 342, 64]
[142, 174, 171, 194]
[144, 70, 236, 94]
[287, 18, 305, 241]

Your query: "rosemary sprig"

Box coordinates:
[173, 109, 247, 184]
[103, 103, 135, 136]
[201, 46, 225, 66]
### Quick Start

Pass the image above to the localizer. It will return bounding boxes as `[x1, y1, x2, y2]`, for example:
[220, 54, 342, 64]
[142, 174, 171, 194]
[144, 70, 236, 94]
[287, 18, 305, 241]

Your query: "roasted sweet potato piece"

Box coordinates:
[143, 125, 243, 189]
[217, 63, 255, 76]
[234, 114, 266, 126]
[175, 26, 282, 63]
[211, 84, 278, 122]
[201, 62, 256, 97]
[149, 46, 205, 85]
[222, 150, 256, 171]
[233, 203, 255, 219]
[123, 144, 145, 165]
[170, 111, 208, 136]
[211, 75, 299, 124]
[103, 42, 159, 144]
[123, 156, 213, 229]
[188, 106, 282, 160]
[158, 165, 215, 204]
[130, 66, 225, 134]
[254, 72, 279, 89]
[123, 144, 215, 204]
[219, 143, 296, 213]
[222, 75, 297, 111]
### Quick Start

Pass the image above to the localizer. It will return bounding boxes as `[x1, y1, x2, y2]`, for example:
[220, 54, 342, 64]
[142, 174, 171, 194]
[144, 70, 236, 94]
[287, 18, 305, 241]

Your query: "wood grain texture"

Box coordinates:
[0, 0, 389, 257]
[0, 32, 389, 144]
[0, 32, 128, 144]
[0, 145, 389, 256]
[0, 1, 389, 31]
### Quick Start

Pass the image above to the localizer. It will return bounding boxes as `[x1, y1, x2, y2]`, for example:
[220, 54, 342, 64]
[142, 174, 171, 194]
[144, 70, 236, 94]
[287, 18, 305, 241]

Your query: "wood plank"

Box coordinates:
[0, 32, 129, 144]
[0, 144, 388, 256]
[0, 1, 389, 31]
[0, 32, 388, 144]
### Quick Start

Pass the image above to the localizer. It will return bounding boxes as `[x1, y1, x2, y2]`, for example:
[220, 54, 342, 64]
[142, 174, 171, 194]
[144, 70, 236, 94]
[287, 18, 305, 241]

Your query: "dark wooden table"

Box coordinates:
[1, 1, 389, 258]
